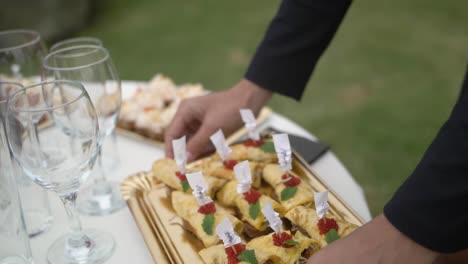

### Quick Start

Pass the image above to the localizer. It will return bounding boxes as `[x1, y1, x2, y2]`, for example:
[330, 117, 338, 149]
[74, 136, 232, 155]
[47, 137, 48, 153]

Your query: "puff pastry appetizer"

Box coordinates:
[152, 159, 226, 197]
[285, 206, 358, 249]
[262, 164, 314, 212]
[201, 159, 263, 188]
[216, 181, 284, 237]
[171, 191, 243, 247]
[199, 244, 271, 264]
[247, 231, 314, 264]
[229, 140, 277, 163]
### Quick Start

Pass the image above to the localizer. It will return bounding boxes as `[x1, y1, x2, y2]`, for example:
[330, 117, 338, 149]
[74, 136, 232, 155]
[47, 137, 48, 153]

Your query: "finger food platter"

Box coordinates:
[121, 131, 365, 264]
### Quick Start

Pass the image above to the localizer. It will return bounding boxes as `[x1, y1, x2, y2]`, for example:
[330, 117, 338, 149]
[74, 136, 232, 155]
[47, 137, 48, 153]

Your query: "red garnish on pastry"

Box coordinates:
[175, 171, 187, 181]
[224, 243, 245, 264]
[281, 174, 301, 187]
[318, 217, 339, 235]
[243, 188, 262, 204]
[223, 160, 238, 170]
[272, 232, 295, 248]
[198, 202, 217, 214]
[225, 243, 247, 264]
[244, 138, 264, 148]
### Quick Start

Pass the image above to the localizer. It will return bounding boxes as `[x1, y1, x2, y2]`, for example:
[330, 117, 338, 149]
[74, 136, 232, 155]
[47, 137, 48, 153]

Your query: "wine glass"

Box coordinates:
[0, 29, 46, 84]
[50, 37, 103, 52]
[50, 37, 121, 176]
[42, 45, 125, 215]
[0, 29, 53, 237]
[5, 80, 115, 264]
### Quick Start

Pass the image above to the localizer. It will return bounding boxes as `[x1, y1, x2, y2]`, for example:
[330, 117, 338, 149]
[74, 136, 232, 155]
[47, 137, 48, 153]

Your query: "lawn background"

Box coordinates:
[76, 0, 468, 216]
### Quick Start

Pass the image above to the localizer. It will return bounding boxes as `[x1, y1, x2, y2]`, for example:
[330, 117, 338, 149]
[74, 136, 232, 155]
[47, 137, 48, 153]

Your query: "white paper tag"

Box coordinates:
[210, 129, 232, 161]
[233, 160, 252, 194]
[172, 136, 186, 174]
[240, 109, 260, 141]
[186, 172, 213, 206]
[261, 200, 282, 233]
[314, 191, 329, 220]
[273, 134, 292, 172]
[216, 218, 242, 248]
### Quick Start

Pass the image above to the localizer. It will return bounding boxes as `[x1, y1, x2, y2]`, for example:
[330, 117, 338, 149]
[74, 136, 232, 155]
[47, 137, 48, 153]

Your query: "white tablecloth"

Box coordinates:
[29, 82, 371, 264]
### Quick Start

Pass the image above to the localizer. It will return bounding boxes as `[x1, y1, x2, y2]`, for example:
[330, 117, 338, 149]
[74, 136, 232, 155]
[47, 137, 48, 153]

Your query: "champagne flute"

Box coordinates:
[6, 80, 115, 264]
[50, 37, 103, 52]
[0, 29, 53, 237]
[0, 29, 46, 84]
[42, 45, 125, 215]
[50, 37, 121, 174]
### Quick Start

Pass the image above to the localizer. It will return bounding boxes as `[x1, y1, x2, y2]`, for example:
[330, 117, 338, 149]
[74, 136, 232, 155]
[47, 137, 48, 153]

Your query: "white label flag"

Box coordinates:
[186, 172, 213, 206]
[210, 129, 232, 161]
[273, 133, 292, 172]
[172, 136, 186, 173]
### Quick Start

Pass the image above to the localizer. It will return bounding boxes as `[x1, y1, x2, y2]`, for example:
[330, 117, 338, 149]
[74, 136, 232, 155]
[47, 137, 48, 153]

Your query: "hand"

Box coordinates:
[307, 214, 438, 264]
[164, 79, 272, 161]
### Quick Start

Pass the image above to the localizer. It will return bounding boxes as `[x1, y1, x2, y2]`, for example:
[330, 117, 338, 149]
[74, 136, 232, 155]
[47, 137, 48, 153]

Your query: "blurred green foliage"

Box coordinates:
[77, 0, 468, 215]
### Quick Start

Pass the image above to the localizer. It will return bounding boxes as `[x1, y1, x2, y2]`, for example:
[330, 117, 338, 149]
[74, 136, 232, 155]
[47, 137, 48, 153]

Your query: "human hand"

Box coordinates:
[307, 214, 438, 264]
[164, 79, 272, 161]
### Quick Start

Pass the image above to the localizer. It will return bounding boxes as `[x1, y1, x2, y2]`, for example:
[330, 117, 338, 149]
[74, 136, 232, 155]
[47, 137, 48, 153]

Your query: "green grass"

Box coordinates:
[77, 0, 468, 216]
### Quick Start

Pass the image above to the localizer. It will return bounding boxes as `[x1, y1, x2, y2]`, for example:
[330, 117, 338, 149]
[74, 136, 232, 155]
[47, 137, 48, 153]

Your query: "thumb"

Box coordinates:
[186, 124, 216, 162]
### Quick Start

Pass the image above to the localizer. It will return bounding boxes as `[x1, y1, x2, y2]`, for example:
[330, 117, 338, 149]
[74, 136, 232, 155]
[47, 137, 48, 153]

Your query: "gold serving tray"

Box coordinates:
[121, 149, 365, 263]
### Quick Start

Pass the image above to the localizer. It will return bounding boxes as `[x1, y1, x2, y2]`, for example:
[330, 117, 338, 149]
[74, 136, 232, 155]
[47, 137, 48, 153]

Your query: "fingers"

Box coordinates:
[164, 101, 194, 158]
[185, 123, 217, 162]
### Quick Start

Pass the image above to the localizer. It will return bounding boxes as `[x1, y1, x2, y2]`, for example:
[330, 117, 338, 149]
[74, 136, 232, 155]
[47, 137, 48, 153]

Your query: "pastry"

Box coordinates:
[152, 159, 227, 197]
[247, 231, 314, 264]
[216, 180, 284, 237]
[199, 244, 271, 264]
[262, 164, 314, 212]
[285, 206, 358, 249]
[171, 191, 243, 248]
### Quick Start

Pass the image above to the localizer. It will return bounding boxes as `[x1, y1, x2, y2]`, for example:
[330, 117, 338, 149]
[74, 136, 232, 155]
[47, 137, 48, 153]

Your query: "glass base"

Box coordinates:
[77, 181, 126, 216]
[25, 209, 53, 237]
[47, 229, 115, 264]
[0, 256, 31, 264]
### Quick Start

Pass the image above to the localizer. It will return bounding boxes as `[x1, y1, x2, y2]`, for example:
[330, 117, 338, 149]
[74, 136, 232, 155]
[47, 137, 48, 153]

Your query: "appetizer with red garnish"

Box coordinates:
[216, 161, 285, 237]
[244, 200, 314, 264]
[285, 193, 359, 249]
[262, 164, 314, 212]
[171, 172, 243, 247]
[151, 158, 226, 197]
[199, 218, 270, 264]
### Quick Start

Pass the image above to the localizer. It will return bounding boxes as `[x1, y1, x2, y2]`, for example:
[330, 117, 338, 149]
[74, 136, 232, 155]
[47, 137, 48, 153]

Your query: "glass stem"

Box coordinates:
[94, 146, 107, 184]
[60, 192, 93, 257]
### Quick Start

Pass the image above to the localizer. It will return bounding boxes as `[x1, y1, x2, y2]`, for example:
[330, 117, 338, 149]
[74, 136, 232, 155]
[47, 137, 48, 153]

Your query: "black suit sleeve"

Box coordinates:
[384, 68, 468, 253]
[245, 0, 352, 100]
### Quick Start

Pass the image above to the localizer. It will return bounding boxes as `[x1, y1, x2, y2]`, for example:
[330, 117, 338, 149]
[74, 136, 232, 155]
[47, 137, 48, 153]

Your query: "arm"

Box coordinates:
[246, 0, 352, 100]
[165, 0, 352, 160]
[384, 67, 468, 253]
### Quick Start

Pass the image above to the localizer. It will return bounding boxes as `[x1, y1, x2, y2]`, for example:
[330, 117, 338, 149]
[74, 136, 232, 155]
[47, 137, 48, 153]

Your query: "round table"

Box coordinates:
[29, 82, 372, 264]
